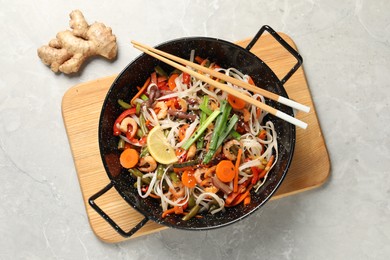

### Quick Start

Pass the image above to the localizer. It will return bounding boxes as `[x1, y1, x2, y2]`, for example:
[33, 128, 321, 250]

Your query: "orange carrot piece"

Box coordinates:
[119, 148, 139, 169]
[248, 76, 255, 85]
[226, 179, 251, 205]
[182, 170, 196, 188]
[168, 73, 179, 90]
[233, 148, 242, 192]
[162, 208, 175, 218]
[216, 160, 236, 183]
[131, 77, 151, 105]
[227, 94, 246, 110]
[195, 56, 204, 64]
[244, 194, 251, 205]
[226, 184, 253, 207]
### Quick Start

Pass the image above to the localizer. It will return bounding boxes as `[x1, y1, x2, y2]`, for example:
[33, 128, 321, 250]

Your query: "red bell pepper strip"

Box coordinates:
[251, 166, 260, 184]
[182, 72, 190, 86]
[113, 107, 137, 136]
[157, 81, 169, 90]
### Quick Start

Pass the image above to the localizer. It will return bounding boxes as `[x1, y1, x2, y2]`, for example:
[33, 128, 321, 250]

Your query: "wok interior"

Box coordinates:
[99, 37, 295, 230]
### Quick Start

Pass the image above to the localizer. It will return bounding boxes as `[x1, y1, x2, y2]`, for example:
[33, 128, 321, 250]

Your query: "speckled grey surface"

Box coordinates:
[1, 0, 389, 259]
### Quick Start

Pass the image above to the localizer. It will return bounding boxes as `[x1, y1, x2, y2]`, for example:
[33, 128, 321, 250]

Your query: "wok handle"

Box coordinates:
[88, 181, 149, 238]
[245, 25, 303, 84]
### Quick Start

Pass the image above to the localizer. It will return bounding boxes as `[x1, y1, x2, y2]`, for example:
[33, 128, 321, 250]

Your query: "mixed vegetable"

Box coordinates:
[113, 53, 278, 221]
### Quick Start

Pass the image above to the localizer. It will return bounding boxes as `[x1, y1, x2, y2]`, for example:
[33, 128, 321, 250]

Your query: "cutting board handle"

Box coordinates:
[88, 181, 149, 238]
[245, 25, 303, 84]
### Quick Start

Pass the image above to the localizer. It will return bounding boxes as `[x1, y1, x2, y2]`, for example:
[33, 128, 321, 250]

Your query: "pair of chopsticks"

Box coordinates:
[131, 40, 309, 129]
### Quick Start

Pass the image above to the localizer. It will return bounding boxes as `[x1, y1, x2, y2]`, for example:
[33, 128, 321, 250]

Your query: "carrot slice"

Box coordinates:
[182, 170, 196, 188]
[119, 148, 139, 169]
[168, 73, 179, 90]
[233, 148, 242, 192]
[131, 77, 151, 105]
[227, 94, 246, 110]
[216, 160, 236, 183]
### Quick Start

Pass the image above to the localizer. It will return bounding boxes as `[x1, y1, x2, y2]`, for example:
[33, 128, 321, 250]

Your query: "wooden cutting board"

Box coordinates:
[62, 32, 330, 243]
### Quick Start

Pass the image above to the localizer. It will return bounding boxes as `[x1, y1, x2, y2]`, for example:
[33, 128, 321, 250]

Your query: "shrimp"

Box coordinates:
[119, 117, 138, 139]
[223, 139, 241, 160]
[170, 183, 185, 198]
[204, 185, 219, 193]
[194, 168, 207, 184]
[154, 101, 168, 119]
[176, 98, 188, 112]
[186, 144, 197, 159]
[209, 98, 219, 110]
[138, 156, 157, 172]
[242, 108, 250, 122]
[205, 165, 217, 178]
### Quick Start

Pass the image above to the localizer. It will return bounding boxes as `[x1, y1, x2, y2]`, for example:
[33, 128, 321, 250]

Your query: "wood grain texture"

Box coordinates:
[62, 33, 330, 243]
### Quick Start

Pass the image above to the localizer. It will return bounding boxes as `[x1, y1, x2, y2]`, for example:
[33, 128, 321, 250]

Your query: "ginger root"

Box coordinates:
[37, 10, 117, 74]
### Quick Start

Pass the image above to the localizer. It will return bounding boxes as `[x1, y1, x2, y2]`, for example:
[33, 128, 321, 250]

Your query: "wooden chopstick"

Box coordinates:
[132, 40, 310, 113]
[132, 43, 308, 129]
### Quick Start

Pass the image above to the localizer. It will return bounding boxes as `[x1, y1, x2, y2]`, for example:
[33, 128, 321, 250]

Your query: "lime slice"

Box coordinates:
[147, 126, 178, 165]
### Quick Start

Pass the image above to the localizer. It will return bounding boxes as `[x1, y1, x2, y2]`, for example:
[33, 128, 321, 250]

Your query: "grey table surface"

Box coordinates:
[1, 0, 389, 259]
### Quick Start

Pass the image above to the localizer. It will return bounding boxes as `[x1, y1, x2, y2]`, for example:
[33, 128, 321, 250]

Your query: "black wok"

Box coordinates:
[89, 25, 301, 237]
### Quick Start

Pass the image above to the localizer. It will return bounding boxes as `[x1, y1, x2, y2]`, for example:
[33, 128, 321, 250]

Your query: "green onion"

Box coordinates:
[173, 159, 199, 169]
[182, 204, 200, 221]
[203, 101, 232, 164]
[139, 114, 149, 135]
[154, 65, 168, 78]
[136, 128, 143, 138]
[139, 146, 149, 158]
[169, 172, 180, 184]
[117, 138, 125, 150]
[199, 96, 213, 115]
[118, 99, 132, 109]
[196, 110, 207, 149]
[230, 130, 241, 140]
[129, 169, 151, 184]
[140, 94, 149, 101]
[136, 102, 141, 115]
[188, 195, 196, 209]
[157, 164, 165, 180]
[181, 110, 221, 150]
[216, 114, 239, 149]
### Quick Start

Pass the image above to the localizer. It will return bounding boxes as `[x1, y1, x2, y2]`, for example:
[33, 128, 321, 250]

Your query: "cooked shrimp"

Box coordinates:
[138, 156, 157, 172]
[194, 168, 207, 184]
[223, 139, 241, 160]
[205, 165, 217, 178]
[209, 98, 219, 110]
[154, 101, 168, 119]
[242, 108, 250, 122]
[170, 183, 185, 198]
[186, 144, 197, 159]
[119, 117, 138, 139]
[176, 98, 188, 112]
[204, 185, 219, 193]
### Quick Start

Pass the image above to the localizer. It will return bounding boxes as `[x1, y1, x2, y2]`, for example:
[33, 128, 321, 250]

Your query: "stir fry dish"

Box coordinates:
[113, 54, 278, 221]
